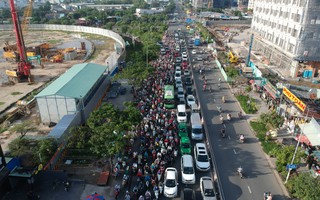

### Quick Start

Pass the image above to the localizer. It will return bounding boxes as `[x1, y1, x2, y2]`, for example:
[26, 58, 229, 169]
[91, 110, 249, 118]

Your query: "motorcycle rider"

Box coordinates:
[220, 128, 226, 138]
[237, 166, 243, 178]
[239, 134, 245, 143]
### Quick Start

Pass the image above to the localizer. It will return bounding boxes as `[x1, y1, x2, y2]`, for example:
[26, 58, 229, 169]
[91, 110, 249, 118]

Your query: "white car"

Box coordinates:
[175, 72, 181, 80]
[186, 95, 196, 107]
[175, 66, 182, 74]
[194, 143, 210, 171]
[177, 104, 187, 123]
[182, 56, 188, 61]
[200, 177, 217, 200]
[192, 50, 197, 54]
[182, 51, 188, 57]
[176, 57, 182, 63]
[175, 79, 183, 88]
[184, 70, 191, 76]
[164, 167, 179, 198]
[181, 155, 196, 184]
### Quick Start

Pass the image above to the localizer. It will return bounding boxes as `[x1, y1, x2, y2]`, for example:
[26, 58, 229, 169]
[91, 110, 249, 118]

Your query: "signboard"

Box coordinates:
[283, 87, 306, 111]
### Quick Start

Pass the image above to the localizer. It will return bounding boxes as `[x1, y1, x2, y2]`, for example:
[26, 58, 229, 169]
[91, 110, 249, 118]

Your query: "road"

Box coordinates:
[171, 17, 287, 200]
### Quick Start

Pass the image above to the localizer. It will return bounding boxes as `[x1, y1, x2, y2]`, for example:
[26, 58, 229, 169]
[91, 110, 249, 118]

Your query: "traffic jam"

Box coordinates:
[114, 25, 218, 200]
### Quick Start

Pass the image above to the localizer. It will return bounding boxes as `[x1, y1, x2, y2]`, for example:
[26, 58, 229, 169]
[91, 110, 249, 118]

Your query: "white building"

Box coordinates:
[192, 0, 210, 9]
[251, 0, 320, 78]
[247, 0, 255, 10]
[0, 0, 28, 9]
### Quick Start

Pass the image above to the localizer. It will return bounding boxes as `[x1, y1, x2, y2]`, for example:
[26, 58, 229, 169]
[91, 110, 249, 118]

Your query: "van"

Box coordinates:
[191, 103, 200, 113]
[177, 104, 187, 123]
[161, 48, 166, 55]
[181, 155, 196, 184]
[190, 113, 203, 140]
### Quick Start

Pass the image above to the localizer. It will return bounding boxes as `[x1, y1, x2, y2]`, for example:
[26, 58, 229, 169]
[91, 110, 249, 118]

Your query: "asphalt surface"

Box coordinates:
[171, 19, 287, 200]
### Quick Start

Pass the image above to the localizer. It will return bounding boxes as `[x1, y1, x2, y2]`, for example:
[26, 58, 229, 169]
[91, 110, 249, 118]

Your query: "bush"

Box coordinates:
[225, 66, 239, 78]
[260, 112, 284, 129]
[245, 85, 252, 92]
[235, 95, 257, 114]
[250, 121, 267, 136]
[261, 141, 280, 155]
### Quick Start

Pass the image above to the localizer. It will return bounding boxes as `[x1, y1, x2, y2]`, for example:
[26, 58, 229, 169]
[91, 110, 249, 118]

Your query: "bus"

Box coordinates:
[164, 85, 175, 109]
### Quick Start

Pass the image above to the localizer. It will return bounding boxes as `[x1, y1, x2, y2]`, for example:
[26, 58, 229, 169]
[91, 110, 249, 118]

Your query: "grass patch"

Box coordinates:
[11, 92, 23, 95]
[47, 39, 60, 44]
[0, 127, 8, 134]
[0, 102, 5, 106]
[235, 95, 257, 114]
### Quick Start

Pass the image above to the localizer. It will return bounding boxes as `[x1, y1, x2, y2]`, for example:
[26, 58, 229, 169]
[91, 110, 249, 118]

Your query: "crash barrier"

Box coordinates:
[0, 24, 125, 75]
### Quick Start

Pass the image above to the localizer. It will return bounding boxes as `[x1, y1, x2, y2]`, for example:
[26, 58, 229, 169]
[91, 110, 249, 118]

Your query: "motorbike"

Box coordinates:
[122, 174, 129, 187]
[158, 182, 163, 194]
[64, 181, 70, 192]
[264, 192, 272, 200]
[217, 106, 222, 113]
[222, 96, 225, 103]
[124, 191, 131, 200]
[239, 134, 245, 143]
[114, 184, 121, 198]
[154, 186, 159, 199]
[220, 129, 226, 138]
[227, 113, 231, 121]
[145, 190, 151, 200]
[220, 115, 224, 124]
[237, 167, 244, 178]
[174, 149, 178, 158]
[157, 169, 162, 181]
[238, 112, 243, 119]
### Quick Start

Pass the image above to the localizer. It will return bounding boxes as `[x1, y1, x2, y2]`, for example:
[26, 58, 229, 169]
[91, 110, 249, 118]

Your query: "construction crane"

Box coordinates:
[21, 0, 34, 36]
[5, 0, 32, 83]
[246, 34, 254, 67]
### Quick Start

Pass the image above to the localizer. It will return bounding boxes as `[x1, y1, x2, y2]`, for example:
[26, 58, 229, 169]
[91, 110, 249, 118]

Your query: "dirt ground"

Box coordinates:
[0, 30, 115, 152]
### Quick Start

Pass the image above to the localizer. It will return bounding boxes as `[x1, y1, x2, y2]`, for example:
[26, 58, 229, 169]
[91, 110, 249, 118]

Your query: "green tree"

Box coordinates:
[37, 138, 57, 164]
[275, 145, 304, 174]
[10, 120, 37, 137]
[67, 126, 92, 149]
[287, 173, 320, 200]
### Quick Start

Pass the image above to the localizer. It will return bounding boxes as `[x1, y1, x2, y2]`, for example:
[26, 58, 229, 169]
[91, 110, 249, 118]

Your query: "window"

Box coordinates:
[311, 16, 317, 24]
[292, 29, 298, 37]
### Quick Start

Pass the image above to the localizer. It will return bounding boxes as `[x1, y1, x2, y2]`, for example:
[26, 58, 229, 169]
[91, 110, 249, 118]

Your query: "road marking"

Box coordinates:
[228, 135, 231, 140]
[233, 149, 237, 154]
[248, 186, 252, 193]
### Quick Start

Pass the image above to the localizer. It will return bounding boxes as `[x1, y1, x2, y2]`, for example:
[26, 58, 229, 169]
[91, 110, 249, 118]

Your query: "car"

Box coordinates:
[164, 167, 179, 198]
[181, 61, 188, 70]
[174, 52, 180, 57]
[194, 143, 210, 171]
[186, 95, 196, 107]
[196, 56, 203, 61]
[177, 87, 185, 99]
[188, 44, 193, 49]
[184, 70, 191, 76]
[177, 104, 187, 123]
[175, 72, 181, 80]
[200, 177, 216, 200]
[178, 122, 188, 137]
[181, 155, 195, 184]
[176, 57, 182, 63]
[191, 50, 197, 54]
[185, 86, 193, 96]
[181, 188, 196, 200]
[175, 79, 183, 88]
[182, 56, 188, 61]
[175, 66, 182, 74]
[179, 97, 186, 106]
[182, 52, 188, 57]
[185, 77, 193, 86]
[176, 46, 181, 52]
[180, 137, 192, 155]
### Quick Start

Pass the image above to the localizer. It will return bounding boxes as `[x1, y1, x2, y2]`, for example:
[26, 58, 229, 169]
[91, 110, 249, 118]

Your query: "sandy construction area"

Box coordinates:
[0, 30, 116, 151]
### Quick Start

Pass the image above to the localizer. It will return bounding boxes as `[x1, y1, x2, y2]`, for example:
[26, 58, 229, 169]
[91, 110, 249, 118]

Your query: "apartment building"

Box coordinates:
[248, 0, 255, 10]
[251, 0, 320, 78]
[192, 0, 210, 9]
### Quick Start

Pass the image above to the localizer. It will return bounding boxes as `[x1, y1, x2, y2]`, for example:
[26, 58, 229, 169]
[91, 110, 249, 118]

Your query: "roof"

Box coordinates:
[36, 63, 107, 99]
[48, 114, 76, 139]
[298, 118, 320, 146]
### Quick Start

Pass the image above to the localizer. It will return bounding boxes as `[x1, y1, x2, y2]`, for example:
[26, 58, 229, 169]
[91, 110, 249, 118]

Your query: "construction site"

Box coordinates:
[0, 0, 115, 152]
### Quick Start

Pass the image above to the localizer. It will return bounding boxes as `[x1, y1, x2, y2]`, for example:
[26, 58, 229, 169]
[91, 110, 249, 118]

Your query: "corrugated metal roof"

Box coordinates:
[35, 63, 107, 98]
[48, 114, 76, 139]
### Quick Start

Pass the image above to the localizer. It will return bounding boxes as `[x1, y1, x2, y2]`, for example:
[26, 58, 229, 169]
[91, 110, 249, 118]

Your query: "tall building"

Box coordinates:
[247, 0, 255, 10]
[192, 0, 209, 9]
[251, 0, 320, 78]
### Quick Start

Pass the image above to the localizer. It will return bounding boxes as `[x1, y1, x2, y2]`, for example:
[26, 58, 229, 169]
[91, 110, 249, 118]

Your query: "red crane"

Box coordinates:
[7, 0, 32, 82]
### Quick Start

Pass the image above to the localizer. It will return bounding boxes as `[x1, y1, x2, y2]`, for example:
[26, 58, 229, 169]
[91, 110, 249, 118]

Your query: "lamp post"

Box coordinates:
[284, 106, 310, 184]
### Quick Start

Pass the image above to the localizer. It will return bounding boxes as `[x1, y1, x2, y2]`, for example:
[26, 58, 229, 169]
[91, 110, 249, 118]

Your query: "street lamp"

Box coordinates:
[284, 106, 310, 184]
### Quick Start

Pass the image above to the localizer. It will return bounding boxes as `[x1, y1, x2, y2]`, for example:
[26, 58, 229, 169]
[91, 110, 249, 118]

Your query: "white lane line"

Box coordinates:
[233, 149, 237, 154]
[248, 186, 252, 193]
[228, 135, 231, 140]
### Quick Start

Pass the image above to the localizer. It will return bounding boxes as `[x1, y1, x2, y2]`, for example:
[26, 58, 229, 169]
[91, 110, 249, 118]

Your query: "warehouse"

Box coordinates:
[35, 63, 110, 124]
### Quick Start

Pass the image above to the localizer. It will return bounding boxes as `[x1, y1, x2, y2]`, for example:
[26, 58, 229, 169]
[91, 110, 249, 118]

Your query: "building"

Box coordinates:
[35, 63, 110, 124]
[192, 0, 210, 9]
[0, 144, 10, 199]
[247, 0, 255, 10]
[251, 0, 320, 78]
